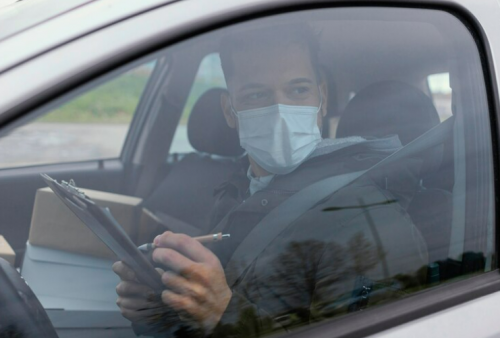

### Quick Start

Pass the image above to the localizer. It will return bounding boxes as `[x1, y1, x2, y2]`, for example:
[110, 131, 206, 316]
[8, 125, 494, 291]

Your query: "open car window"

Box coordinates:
[0, 6, 494, 338]
[0, 61, 155, 169]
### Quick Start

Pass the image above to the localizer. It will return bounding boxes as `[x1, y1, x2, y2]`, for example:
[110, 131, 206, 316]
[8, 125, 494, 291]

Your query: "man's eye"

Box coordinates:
[245, 92, 267, 101]
[290, 86, 311, 96]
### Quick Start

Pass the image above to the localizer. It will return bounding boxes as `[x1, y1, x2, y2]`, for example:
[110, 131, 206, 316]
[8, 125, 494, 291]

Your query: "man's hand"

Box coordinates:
[153, 231, 232, 333]
[113, 261, 174, 329]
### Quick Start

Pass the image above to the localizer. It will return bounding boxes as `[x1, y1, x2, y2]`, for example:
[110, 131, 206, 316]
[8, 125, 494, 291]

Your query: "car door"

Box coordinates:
[0, 0, 499, 338]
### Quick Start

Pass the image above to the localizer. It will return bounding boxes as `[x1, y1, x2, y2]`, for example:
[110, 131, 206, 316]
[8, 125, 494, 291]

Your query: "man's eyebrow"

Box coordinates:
[289, 78, 314, 85]
[238, 78, 313, 91]
[239, 83, 266, 92]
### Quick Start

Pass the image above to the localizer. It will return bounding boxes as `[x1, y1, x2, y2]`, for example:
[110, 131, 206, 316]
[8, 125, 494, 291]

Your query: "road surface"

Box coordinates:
[0, 122, 193, 169]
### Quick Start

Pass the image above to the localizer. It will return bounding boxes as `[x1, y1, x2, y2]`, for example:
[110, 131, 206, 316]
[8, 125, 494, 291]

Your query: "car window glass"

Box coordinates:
[0, 61, 155, 169]
[428, 72, 453, 121]
[169, 53, 226, 154]
[3, 7, 494, 338]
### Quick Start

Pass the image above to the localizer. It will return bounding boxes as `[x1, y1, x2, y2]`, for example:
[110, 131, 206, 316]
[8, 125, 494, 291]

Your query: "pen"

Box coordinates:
[138, 233, 230, 252]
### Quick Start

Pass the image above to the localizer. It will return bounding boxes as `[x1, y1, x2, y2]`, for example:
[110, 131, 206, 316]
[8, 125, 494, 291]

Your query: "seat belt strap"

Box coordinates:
[225, 117, 455, 287]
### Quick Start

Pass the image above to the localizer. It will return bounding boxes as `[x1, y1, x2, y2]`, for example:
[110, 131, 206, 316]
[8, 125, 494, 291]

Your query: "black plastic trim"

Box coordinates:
[0, 157, 123, 178]
[0, 1, 498, 337]
[120, 54, 172, 164]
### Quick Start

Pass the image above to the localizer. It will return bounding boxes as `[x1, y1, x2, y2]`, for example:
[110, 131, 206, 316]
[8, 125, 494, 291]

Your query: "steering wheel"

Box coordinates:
[0, 258, 58, 338]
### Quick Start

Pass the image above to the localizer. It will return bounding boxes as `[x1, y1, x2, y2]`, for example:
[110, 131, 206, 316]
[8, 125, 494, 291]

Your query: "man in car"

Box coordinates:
[113, 23, 428, 337]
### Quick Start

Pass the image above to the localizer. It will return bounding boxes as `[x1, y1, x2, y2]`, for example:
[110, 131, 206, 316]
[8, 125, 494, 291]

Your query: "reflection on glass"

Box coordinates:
[114, 8, 493, 338]
[10, 6, 493, 338]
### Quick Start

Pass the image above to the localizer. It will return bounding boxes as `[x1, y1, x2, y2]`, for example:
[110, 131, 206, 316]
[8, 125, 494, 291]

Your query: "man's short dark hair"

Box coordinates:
[219, 23, 321, 84]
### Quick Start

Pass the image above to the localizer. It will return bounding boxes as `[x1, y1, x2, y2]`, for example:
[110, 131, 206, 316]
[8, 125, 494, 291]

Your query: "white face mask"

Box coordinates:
[233, 99, 322, 175]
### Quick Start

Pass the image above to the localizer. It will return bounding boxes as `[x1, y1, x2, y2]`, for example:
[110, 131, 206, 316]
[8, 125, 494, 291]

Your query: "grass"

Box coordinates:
[38, 64, 226, 125]
[39, 70, 150, 124]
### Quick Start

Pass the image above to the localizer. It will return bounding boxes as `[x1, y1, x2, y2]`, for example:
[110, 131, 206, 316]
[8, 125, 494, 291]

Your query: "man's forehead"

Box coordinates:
[228, 43, 316, 89]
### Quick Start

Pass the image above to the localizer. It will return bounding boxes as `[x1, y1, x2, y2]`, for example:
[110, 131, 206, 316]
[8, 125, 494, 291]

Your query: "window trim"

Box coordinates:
[121, 55, 171, 163]
[0, 1, 498, 337]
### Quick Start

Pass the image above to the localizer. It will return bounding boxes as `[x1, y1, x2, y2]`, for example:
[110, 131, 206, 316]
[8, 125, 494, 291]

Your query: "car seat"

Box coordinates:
[336, 81, 453, 264]
[142, 88, 244, 236]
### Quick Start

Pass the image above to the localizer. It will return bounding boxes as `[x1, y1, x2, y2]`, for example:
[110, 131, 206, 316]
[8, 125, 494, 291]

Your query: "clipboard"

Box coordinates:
[40, 173, 164, 294]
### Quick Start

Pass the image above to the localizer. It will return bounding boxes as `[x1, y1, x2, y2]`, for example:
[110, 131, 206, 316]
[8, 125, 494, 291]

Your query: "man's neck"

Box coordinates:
[248, 156, 272, 177]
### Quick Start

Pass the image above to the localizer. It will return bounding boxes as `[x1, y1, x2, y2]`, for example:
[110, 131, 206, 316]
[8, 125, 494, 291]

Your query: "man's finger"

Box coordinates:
[160, 271, 207, 302]
[120, 307, 141, 323]
[161, 290, 197, 317]
[112, 261, 137, 282]
[117, 297, 164, 311]
[119, 307, 165, 325]
[116, 281, 156, 299]
[152, 247, 198, 273]
[154, 232, 214, 264]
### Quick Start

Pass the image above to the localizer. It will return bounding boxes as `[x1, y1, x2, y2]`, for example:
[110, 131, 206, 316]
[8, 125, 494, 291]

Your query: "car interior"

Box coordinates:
[0, 7, 494, 338]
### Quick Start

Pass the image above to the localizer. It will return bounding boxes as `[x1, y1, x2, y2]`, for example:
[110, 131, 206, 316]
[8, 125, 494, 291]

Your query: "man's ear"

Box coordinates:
[220, 91, 237, 129]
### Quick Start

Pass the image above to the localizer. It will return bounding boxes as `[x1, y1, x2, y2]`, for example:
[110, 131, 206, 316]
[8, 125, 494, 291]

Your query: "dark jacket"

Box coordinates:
[208, 143, 428, 337]
[142, 142, 428, 338]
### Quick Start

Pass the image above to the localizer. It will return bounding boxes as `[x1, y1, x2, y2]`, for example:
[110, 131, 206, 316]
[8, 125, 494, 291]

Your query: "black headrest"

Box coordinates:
[337, 81, 442, 177]
[187, 88, 244, 157]
[337, 81, 440, 144]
